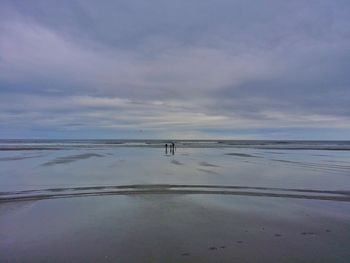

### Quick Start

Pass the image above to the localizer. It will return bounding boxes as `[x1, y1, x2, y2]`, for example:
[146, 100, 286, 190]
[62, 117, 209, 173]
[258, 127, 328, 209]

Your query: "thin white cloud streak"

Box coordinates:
[1, 95, 350, 136]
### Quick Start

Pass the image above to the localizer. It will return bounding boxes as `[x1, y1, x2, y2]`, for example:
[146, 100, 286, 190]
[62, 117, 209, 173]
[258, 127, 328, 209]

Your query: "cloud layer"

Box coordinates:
[1, 0, 350, 139]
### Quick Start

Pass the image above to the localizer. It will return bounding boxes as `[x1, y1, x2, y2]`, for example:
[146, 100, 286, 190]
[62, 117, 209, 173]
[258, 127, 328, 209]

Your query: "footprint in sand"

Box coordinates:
[301, 232, 316, 236]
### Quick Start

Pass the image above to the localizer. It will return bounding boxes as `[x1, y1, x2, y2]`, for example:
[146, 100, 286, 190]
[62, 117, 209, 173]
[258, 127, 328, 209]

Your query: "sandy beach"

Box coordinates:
[1, 140, 350, 262]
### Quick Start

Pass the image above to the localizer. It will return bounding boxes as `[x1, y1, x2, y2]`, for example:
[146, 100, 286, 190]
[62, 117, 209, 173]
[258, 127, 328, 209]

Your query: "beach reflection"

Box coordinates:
[1, 146, 350, 262]
[0, 147, 350, 193]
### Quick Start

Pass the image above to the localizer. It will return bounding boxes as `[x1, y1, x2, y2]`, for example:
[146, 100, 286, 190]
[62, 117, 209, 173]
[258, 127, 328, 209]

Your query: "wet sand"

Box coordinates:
[1, 195, 349, 263]
[1, 146, 350, 262]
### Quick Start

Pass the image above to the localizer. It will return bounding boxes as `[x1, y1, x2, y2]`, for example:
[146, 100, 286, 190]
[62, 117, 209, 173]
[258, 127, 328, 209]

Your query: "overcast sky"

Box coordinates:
[1, 0, 350, 139]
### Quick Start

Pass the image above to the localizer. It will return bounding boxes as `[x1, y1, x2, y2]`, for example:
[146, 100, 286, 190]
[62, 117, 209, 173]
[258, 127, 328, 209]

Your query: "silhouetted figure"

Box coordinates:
[164, 142, 176, 156]
[168, 142, 175, 155]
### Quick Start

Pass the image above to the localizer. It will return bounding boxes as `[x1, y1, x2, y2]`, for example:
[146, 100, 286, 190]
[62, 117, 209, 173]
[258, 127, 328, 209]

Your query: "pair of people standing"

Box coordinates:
[165, 142, 175, 155]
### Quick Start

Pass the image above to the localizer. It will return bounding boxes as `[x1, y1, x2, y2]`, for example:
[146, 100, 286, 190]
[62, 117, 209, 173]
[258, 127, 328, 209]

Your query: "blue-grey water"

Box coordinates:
[1, 139, 350, 150]
[1, 140, 350, 262]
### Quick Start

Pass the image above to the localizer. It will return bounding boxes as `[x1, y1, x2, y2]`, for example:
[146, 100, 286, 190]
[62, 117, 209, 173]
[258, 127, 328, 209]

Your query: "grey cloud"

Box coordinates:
[1, 0, 350, 137]
[215, 44, 350, 117]
[4, 0, 349, 49]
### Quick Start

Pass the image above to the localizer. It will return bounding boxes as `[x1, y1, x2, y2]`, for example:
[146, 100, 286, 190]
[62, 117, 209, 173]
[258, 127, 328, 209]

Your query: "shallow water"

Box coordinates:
[1, 142, 350, 262]
[1, 146, 350, 193]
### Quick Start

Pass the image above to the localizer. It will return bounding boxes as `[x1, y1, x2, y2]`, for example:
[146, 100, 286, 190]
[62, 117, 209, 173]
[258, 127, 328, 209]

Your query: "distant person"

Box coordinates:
[165, 143, 168, 154]
[170, 142, 175, 155]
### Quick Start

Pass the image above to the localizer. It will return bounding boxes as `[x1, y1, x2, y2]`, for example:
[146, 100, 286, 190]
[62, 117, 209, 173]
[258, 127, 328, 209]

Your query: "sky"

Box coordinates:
[1, 0, 350, 139]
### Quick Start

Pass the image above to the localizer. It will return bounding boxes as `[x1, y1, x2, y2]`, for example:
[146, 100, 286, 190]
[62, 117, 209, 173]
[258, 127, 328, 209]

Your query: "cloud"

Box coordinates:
[0, 0, 350, 138]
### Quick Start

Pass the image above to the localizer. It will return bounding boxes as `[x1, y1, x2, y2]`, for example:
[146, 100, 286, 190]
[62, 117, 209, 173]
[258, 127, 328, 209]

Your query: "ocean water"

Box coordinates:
[1, 139, 350, 150]
[1, 140, 350, 262]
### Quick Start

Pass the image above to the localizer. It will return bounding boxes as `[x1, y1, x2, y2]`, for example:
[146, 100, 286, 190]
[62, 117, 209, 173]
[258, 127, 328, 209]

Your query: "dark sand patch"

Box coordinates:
[300, 232, 316, 236]
[42, 153, 104, 166]
[199, 161, 220, 167]
[225, 153, 259, 158]
[0, 155, 44, 161]
[171, 160, 184, 165]
[263, 151, 287, 155]
[197, 168, 220, 175]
